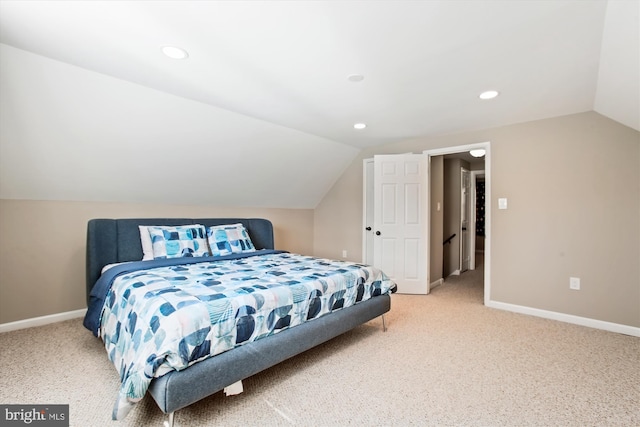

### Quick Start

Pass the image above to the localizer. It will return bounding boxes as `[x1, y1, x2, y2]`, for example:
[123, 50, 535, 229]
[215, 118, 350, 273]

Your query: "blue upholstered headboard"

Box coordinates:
[85, 218, 275, 305]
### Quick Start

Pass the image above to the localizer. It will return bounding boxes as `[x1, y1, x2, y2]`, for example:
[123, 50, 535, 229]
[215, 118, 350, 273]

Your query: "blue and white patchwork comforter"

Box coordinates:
[83, 250, 395, 420]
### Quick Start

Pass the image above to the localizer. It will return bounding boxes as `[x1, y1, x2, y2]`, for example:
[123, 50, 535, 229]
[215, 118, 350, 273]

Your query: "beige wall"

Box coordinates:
[429, 156, 444, 283]
[314, 111, 640, 328]
[2, 111, 638, 329]
[0, 200, 313, 324]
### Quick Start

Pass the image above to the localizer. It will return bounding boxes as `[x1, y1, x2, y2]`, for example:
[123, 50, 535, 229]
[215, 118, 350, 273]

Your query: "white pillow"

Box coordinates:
[139, 226, 154, 261]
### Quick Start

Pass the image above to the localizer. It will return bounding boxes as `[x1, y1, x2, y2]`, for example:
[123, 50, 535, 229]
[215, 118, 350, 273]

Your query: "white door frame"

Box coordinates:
[424, 142, 491, 305]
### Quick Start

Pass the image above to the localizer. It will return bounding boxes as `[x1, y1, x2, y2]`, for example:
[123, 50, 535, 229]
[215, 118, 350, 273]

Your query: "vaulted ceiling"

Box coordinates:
[0, 1, 637, 208]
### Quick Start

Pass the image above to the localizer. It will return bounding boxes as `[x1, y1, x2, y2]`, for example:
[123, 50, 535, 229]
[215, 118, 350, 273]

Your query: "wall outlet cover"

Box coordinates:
[570, 277, 581, 290]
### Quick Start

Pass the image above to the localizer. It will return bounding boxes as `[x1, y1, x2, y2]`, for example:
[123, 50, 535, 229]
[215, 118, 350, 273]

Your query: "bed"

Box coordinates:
[83, 218, 395, 425]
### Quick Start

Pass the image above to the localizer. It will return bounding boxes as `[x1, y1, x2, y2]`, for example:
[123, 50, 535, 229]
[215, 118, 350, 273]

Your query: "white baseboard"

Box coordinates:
[0, 309, 87, 334]
[4, 302, 637, 338]
[486, 300, 640, 337]
[430, 278, 444, 290]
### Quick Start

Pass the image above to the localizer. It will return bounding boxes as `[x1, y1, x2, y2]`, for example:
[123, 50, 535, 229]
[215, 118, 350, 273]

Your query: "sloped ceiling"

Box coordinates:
[0, 1, 638, 208]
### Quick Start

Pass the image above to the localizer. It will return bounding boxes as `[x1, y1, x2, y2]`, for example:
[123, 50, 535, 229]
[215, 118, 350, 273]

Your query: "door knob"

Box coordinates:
[366, 227, 372, 231]
[375, 231, 381, 236]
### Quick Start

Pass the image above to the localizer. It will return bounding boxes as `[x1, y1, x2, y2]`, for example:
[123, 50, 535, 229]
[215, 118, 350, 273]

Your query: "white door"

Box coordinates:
[373, 154, 428, 294]
[460, 168, 471, 272]
[362, 159, 375, 265]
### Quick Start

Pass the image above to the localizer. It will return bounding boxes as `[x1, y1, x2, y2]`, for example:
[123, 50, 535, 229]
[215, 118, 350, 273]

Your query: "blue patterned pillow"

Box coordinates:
[206, 223, 256, 257]
[147, 225, 210, 259]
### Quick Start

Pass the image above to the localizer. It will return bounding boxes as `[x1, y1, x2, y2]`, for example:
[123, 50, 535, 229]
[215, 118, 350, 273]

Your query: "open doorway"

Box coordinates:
[424, 143, 490, 305]
[470, 170, 485, 271]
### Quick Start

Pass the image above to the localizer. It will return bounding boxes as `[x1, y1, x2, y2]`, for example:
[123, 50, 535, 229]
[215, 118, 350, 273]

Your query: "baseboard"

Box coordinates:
[4, 302, 636, 338]
[430, 278, 444, 290]
[486, 300, 640, 337]
[0, 309, 87, 334]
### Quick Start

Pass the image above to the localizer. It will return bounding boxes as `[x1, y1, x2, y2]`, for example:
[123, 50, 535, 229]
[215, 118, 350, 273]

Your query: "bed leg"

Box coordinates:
[381, 314, 387, 332]
[163, 412, 175, 427]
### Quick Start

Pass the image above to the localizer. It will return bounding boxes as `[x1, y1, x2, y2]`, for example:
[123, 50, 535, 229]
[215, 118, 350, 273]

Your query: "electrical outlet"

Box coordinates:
[569, 277, 580, 290]
[342, 250, 347, 258]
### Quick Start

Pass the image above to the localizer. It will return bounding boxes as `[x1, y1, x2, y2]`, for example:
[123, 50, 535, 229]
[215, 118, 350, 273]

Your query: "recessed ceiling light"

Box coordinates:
[161, 46, 189, 59]
[354, 123, 367, 130]
[479, 90, 499, 100]
[347, 74, 364, 82]
[470, 149, 486, 158]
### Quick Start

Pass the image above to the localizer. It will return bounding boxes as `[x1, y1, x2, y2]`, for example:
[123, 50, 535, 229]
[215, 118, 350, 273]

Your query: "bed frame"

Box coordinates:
[86, 218, 391, 425]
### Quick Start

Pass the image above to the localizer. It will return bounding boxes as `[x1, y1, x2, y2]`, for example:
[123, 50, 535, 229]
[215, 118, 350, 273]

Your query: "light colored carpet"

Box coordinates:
[1, 266, 638, 427]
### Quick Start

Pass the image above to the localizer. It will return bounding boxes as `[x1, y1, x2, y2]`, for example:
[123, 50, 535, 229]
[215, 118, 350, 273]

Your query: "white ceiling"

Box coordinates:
[1, 0, 637, 148]
[0, 1, 638, 208]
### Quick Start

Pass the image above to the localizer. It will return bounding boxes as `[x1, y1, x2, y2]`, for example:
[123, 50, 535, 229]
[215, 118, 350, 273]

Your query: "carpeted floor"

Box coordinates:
[1, 264, 638, 427]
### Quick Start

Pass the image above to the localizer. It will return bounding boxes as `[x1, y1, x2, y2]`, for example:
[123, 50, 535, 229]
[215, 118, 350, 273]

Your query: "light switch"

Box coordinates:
[498, 198, 508, 210]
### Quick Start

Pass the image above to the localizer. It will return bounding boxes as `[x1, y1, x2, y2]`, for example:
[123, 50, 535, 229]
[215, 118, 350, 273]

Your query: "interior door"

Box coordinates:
[373, 154, 428, 294]
[460, 168, 471, 272]
[363, 159, 375, 265]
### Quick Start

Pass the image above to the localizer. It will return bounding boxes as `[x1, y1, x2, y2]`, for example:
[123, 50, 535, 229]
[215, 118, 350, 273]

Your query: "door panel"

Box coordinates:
[381, 184, 397, 223]
[405, 183, 419, 224]
[379, 237, 396, 277]
[404, 238, 419, 279]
